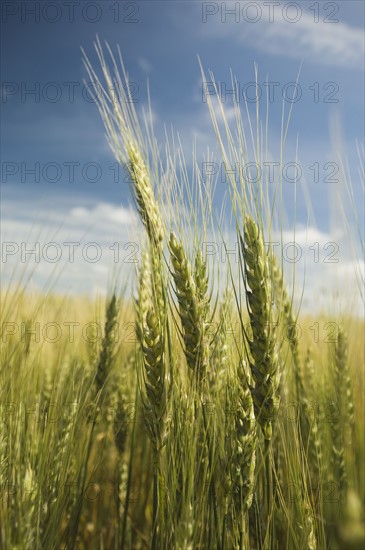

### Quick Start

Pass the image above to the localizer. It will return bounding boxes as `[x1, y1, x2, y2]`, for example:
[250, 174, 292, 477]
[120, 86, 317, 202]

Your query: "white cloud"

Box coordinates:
[279, 226, 342, 247]
[200, 4, 364, 69]
[204, 224, 364, 317]
[1, 188, 363, 315]
[1, 198, 142, 296]
[272, 226, 364, 316]
[138, 57, 153, 74]
[70, 202, 137, 227]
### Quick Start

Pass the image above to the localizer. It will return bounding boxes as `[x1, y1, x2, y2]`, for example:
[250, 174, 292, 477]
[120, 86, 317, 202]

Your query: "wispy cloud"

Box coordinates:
[70, 202, 138, 228]
[200, 4, 364, 69]
[138, 57, 153, 75]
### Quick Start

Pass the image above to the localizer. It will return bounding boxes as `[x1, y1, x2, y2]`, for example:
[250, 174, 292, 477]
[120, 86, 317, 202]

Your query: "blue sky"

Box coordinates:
[1, 1, 364, 306]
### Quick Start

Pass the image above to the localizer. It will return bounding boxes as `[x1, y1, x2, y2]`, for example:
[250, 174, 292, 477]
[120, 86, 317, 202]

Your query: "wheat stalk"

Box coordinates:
[83, 42, 165, 250]
[136, 249, 168, 548]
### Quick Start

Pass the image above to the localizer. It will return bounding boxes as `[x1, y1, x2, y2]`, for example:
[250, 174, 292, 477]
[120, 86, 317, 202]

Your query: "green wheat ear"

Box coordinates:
[126, 142, 164, 248]
[169, 232, 209, 384]
[335, 329, 355, 434]
[140, 309, 167, 451]
[271, 254, 300, 368]
[112, 355, 132, 456]
[95, 293, 119, 394]
[232, 360, 257, 511]
[211, 289, 232, 390]
[136, 251, 167, 453]
[331, 327, 352, 499]
[241, 216, 281, 440]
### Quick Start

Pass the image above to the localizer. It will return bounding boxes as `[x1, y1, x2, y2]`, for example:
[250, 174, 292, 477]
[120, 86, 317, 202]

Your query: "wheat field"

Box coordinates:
[0, 41, 364, 550]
